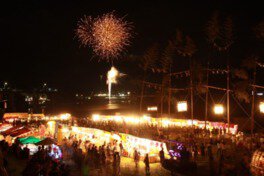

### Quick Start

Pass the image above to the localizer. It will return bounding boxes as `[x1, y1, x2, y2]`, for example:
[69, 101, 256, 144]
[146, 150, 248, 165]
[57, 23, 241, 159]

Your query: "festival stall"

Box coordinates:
[91, 114, 238, 134]
[10, 128, 32, 138]
[58, 125, 168, 163]
[1, 126, 25, 136]
[3, 113, 45, 121]
[120, 133, 168, 162]
[0, 124, 13, 132]
[251, 149, 264, 176]
[1, 126, 31, 144]
[66, 126, 114, 147]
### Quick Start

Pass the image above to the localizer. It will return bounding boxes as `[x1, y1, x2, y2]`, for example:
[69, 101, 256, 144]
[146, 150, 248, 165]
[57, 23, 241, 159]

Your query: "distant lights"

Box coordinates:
[92, 114, 100, 121]
[147, 106, 158, 111]
[177, 101, 187, 112]
[257, 92, 264, 96]
[60, 113, 71, 120]
[214, 104, 224, 115]
[260, 102, 264, 113]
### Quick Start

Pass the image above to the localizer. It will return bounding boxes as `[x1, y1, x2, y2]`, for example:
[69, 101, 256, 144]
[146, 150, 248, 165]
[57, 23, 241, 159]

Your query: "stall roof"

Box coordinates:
[19, 136, 41, 144]
[10, 128, 31, 137]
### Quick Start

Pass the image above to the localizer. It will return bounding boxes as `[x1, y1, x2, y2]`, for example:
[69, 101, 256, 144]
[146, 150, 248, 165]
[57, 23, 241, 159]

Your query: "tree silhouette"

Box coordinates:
[139, 44, 159, 112]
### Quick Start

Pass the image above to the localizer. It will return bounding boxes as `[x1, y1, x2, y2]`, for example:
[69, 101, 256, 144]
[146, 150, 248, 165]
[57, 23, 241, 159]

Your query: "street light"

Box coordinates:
[214, 104, 224, 115]
[147, 106, 158, 111]
[177, 101, 187, 112]
[260, 102, 264, 113]
[92, 114, 100, 121]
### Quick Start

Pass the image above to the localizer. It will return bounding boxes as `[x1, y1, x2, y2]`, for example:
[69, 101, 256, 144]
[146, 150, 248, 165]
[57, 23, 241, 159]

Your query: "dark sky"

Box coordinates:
[0, 0, 263, 94]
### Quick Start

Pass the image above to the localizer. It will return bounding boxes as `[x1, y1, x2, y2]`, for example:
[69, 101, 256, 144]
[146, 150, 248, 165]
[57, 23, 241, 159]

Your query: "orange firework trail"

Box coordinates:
[76, 12, 132, 60]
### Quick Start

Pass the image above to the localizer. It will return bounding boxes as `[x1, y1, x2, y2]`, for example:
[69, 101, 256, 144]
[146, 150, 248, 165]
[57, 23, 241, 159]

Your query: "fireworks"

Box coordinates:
[76, 16, 93, 46]
[76, 12, 132, 60]
[107, 67, 118, 99]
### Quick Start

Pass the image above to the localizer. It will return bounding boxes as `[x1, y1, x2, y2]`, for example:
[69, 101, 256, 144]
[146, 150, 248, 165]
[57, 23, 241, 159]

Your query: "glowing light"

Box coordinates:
[62, 127, 69, 133]
[113, 115, 122, 122]
[162, 119, 171, 127]
[59, 113, 71, 120]
[47, 121, 56, 136]
[260, 102, 264, 113]
[214, 104, 224, 114]
[92, 114, 100, 121]
[142, 115, 151, 122]
[107, 67, 118, 100]
[76, 12, 132, 60]
[147, 106, 158, 111]
[89, 114, 238, 134]
[47, 121, 55, 126]
[177, 101, 187, 112]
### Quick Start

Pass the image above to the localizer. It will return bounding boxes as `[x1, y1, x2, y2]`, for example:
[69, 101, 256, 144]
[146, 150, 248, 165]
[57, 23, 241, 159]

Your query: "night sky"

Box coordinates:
[0, 0, 263, 95]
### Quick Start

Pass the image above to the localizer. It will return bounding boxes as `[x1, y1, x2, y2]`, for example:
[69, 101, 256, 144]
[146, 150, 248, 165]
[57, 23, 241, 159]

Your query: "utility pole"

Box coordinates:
[205, 62, 209, 130]
[139, 80, 145, 113]
[168, 65, 172, 117]
[227, 62, 230, 133]
[160, 77, 164, 116]
[251, 61, 257, 137]
[190, 59, 194, 125]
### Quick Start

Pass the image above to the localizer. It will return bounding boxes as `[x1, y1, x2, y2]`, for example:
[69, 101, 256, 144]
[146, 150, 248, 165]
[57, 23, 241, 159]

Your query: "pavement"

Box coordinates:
[70, 157, 172, 176]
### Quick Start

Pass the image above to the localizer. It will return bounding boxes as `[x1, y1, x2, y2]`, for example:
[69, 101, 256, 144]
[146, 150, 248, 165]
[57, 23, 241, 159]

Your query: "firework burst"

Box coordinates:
[76, 12, 132, 60]
[76, 16, 93, 46]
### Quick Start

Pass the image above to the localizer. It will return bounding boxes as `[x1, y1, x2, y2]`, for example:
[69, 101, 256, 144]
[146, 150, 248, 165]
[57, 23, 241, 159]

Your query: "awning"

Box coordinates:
[18, 136, 42, 144]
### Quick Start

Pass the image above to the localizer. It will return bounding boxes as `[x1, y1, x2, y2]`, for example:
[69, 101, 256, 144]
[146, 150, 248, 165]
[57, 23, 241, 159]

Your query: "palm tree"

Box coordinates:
[139, 44, 159, 112]
[160, 40, 175, 115]
[255, 20, 264, 40]
[175, 29, 197, 122]
[206, 12, 234, 131]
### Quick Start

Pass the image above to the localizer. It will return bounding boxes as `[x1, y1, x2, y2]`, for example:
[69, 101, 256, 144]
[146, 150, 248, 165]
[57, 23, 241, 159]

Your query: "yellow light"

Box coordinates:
[114, 115, 122, 122]
[147, 106, 157, 111]
[60, 113, 71, 120]
[92, 114, 100, 121]
[62, 127, 69, 133]
[260, 102, 264, 113]
[177, 101, 187, 112]
[47, 120, 55, 126]
[162, 118, 171, 127]
[107, 67, 118, 84]
[214, 104, 224, 115]
[142, 115, 151, 122]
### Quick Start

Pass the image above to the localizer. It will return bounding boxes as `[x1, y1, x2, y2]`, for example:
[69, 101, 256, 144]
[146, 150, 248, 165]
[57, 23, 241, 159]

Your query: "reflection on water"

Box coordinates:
[106, 103, 120, 110]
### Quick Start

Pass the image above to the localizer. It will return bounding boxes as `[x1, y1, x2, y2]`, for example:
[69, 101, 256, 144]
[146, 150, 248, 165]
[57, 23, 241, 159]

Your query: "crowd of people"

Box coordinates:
[60, 134, 152, 176]
[76, 118, 264, 175]
[0, 139, 69, 176]
[1, 117, 264, 175]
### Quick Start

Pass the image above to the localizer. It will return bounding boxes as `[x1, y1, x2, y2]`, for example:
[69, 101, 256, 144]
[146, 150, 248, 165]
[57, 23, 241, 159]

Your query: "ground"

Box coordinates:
[70, 157, 171, 176]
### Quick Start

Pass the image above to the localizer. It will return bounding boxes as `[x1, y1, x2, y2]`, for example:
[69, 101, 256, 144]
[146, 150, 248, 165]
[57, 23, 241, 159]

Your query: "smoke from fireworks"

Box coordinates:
[107, 67, 118, 100]
[76, 12, 132, 60]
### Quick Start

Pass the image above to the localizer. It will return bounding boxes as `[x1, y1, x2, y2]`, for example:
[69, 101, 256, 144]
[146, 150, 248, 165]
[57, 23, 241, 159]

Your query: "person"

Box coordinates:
[134, 149, 139, 168]
[144, 153, 150, 175]
[200, 143, 205, 156]
[119, 142, 123, 156]
[159, 147, 165, 163]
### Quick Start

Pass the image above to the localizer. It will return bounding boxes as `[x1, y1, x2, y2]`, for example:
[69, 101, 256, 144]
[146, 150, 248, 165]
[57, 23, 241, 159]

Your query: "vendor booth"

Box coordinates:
[120, 133, 168, 162]
[59, 126, 168, 163]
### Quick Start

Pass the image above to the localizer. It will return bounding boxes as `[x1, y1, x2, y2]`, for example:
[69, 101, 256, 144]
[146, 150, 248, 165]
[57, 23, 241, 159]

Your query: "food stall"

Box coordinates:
[251, 149, 264, 176]
[120, 133, 168, 162]
[59, 126, 168, 162]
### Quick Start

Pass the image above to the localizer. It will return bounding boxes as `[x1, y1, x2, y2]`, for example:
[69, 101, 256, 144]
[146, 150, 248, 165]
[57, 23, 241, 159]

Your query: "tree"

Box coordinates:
[255, 20, 264, 40]
[175, 29, 197, 122]
[139, 44, 159, 112]
[206, 12, 233, 51]
[160, 40, 176, 115]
